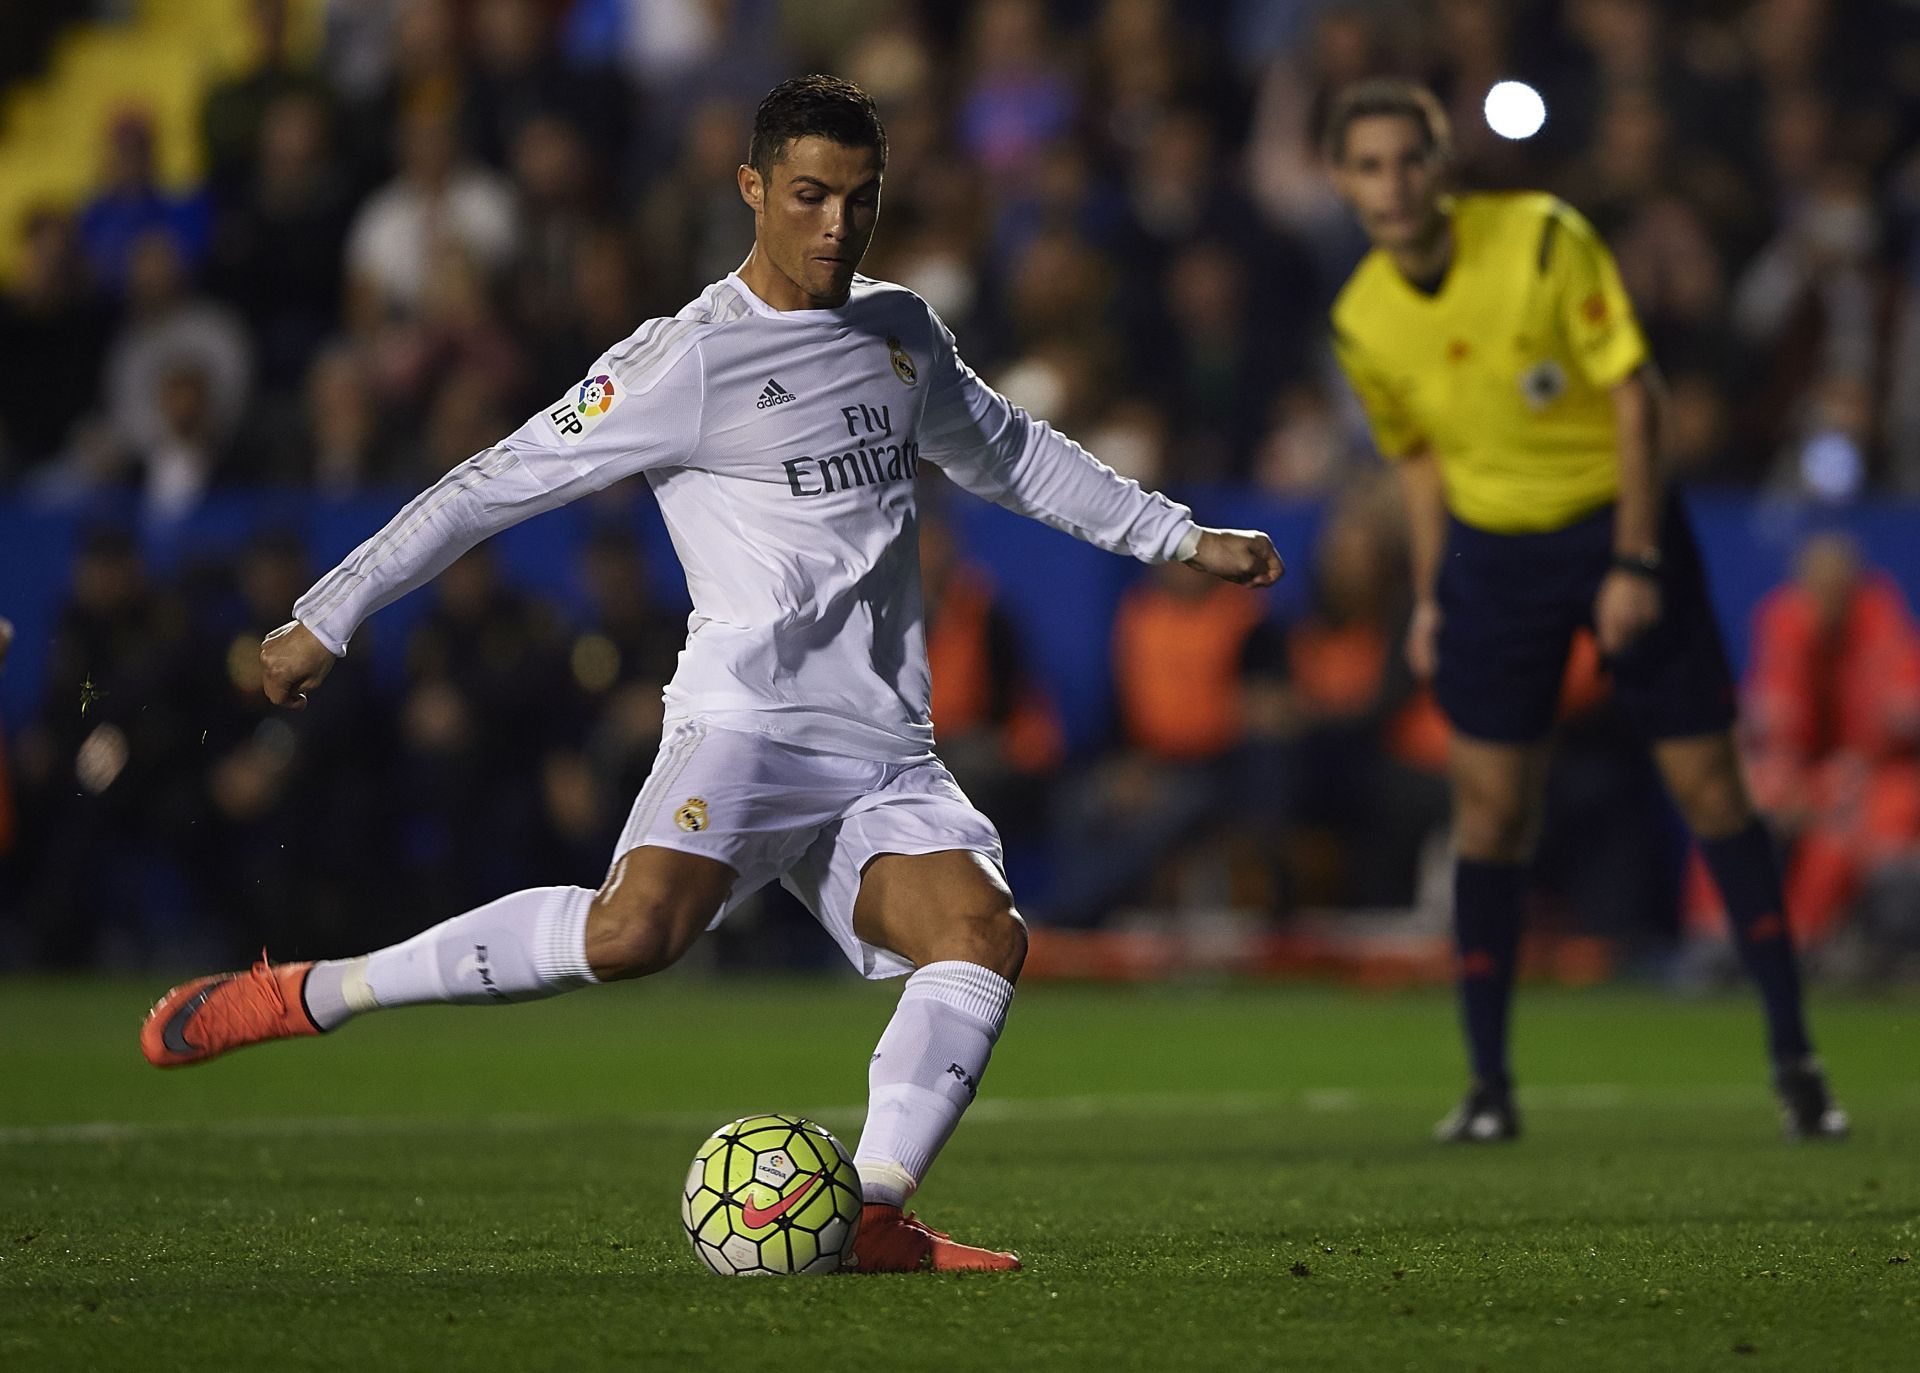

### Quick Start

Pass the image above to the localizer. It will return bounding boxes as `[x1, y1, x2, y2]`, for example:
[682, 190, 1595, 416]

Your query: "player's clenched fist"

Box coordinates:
[1184, 527, 1285, 588]
[260, 620, 336, 710]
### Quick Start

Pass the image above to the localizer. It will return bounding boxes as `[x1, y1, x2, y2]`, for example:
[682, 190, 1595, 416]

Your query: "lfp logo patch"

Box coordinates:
[547, 371, 622, 445]
[577, 374, 617, 416]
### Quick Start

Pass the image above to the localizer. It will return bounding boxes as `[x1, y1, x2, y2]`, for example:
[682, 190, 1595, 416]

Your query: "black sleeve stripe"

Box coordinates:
[1537, 210, 1561, 275]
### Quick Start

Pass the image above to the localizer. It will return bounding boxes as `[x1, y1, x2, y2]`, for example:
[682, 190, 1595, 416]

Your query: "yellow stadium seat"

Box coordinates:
[0, 0, 323, 281]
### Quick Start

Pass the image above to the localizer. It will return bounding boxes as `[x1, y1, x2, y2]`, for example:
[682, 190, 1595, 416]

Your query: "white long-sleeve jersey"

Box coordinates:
[293, 273, 1198, 762]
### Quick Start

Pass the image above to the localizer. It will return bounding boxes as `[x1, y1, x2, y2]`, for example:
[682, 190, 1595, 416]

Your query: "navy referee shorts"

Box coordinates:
[1433, 498, 1738, 745]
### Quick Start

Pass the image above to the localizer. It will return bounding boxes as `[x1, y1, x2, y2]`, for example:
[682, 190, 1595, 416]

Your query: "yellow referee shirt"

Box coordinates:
[1331, 192, 1649, 534]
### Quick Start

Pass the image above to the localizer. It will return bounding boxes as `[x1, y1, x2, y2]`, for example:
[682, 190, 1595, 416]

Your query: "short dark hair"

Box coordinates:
[1321, 79, 1451, 164]
[748, 75, 887, 178]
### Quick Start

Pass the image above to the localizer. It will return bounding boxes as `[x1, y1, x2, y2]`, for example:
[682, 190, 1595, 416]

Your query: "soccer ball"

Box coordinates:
[681, 1113, 864, 1275]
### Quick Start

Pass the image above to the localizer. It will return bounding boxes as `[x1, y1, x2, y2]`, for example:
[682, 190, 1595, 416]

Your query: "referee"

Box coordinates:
[1323, 80, 1845, 1142]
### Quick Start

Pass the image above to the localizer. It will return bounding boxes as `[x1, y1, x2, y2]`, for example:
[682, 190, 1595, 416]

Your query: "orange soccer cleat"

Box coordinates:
[849, 1203, 1021, 1273]
[140, 952, 321, 1068]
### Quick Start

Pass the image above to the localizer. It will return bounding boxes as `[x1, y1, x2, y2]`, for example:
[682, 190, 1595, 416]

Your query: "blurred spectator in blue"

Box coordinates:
[0, 208, 110, 479]
[78, 111, 211, 297]
[957, 0, 1077, 179]
[563, 0, 783, 150]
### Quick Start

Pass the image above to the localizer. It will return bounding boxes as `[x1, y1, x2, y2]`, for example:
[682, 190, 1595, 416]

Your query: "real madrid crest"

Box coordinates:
[886, 335, 917, 387]
[674, 797, 709, 832]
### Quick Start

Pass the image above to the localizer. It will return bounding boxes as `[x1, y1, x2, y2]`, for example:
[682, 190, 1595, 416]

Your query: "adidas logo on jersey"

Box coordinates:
[756, 379, 797, 409]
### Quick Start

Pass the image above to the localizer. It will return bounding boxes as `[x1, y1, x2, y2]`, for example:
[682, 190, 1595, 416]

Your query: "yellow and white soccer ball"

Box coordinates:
[681, 1114, 863, 1275]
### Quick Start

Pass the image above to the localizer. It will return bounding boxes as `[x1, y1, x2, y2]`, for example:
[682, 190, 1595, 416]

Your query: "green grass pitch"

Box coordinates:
[2, 975, 1914, 1371]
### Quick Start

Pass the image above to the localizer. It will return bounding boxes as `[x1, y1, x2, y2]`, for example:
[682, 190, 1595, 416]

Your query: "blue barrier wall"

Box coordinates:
[3, 487, 1917, 749]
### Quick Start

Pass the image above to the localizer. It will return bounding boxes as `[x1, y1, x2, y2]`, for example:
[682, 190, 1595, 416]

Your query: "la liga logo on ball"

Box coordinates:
[682, 1114, 863, 1275]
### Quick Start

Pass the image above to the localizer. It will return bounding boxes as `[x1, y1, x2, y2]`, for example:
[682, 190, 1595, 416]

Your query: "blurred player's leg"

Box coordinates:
[1436, 736, 1552, 1142]
[846, 849, 1024, 1272]
[142, 849, 731, 1068]
[1653, 733, 1847, 1139]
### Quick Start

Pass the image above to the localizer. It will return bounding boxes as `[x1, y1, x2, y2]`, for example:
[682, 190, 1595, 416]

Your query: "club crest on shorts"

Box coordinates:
[674, 796, 709, 832]
[886, 336, 917, 387]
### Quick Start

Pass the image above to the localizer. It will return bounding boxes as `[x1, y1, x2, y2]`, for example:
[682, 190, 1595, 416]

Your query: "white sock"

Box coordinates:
[301, 886, 598, 1030]
[854, 960, 1015, 1207]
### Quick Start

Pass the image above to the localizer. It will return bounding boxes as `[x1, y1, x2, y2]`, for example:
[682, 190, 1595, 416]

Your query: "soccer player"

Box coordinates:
[139, 76, 1283, 1268]
[1322, 80, 1845, 1143]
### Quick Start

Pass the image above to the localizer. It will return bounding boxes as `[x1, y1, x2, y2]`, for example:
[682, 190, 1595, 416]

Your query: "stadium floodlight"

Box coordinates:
[1485, 81, 1547, 140]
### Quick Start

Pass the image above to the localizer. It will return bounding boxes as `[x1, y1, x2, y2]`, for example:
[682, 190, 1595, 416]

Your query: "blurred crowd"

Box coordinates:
[5, 0, 1920, 970]
[7, 0, 1920, 501]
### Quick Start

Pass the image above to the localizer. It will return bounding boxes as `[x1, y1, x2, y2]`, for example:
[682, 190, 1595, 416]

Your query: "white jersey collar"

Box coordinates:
[725, 271, 862, 322]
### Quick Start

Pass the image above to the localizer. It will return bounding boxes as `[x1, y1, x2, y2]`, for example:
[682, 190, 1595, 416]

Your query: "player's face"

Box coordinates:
[738, 136, 883, 307]
[1333, 115, 1445, 253]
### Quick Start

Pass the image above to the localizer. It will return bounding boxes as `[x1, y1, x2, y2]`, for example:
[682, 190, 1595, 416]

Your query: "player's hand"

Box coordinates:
[0, 616, 13, 673]
[260, 620, 336, 710]
[1594, 570, 1662, 656]
[1184, 527, 1284, 587]
[1405, 598, 1442, 682]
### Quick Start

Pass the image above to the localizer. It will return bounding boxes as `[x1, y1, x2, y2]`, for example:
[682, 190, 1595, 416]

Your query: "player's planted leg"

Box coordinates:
[847, 850, 1025, 1272]
[142, 849, 731, 1067]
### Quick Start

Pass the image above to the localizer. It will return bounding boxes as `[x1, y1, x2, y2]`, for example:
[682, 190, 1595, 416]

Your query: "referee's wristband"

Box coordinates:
[1611, 550, 1663, 580]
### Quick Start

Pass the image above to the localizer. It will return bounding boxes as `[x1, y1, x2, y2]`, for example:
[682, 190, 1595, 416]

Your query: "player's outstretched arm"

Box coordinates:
[919, 308, 1269, 572]
[281, 341, 700, 676]
[1184, 528, 1284, 587]
[260, 620, 336, 710]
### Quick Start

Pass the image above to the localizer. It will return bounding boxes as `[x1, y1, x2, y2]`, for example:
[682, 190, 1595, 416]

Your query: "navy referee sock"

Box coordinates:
[1698, 820, 1813, 1064]
[1453, 859, 1526, 1091]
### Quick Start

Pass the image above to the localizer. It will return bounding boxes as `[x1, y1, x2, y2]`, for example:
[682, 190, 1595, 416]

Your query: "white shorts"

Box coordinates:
[612, 721, 1005, 978]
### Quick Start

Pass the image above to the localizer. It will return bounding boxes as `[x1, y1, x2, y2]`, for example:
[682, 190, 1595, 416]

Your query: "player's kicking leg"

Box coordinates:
[1653, 732, 1848, 1141]
[842, 849, 1026, 1273]
[141, 849, 731, 1067]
